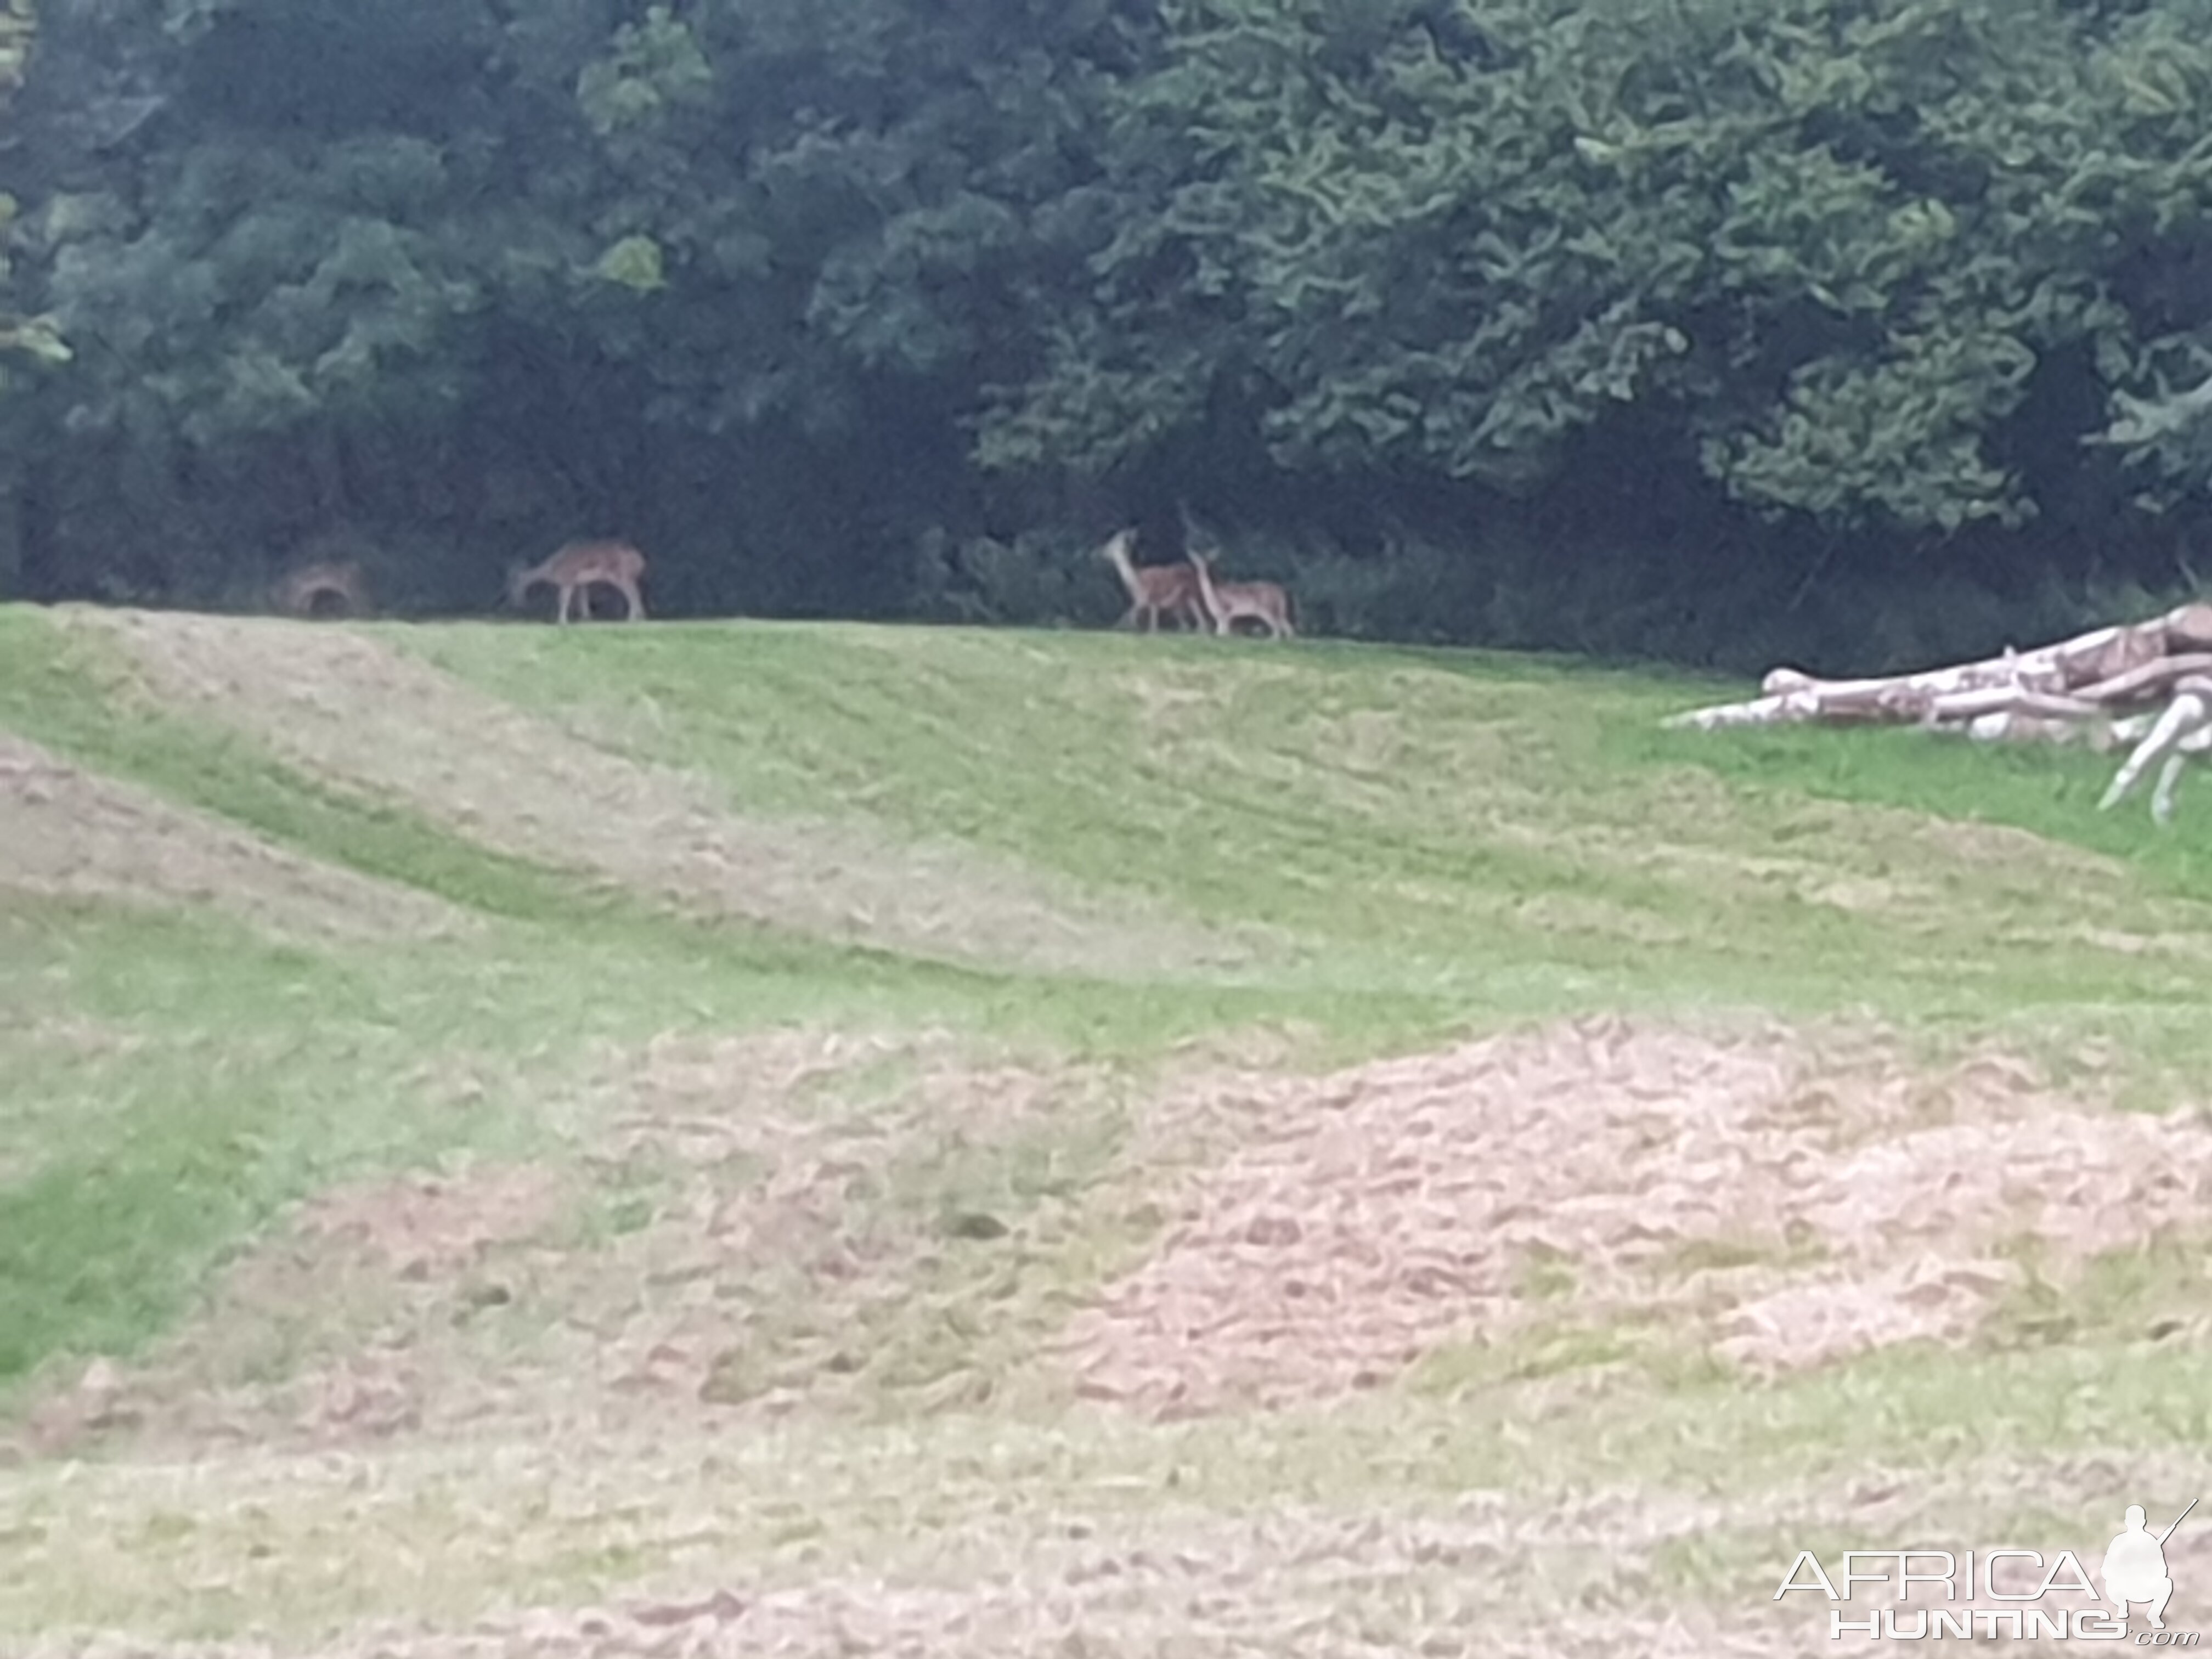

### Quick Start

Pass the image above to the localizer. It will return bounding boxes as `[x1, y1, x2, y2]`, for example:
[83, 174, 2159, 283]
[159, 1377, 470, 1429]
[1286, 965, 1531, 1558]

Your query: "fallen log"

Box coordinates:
[2068, 651, 2212, 708]
[1920, 686, 2107, 724]
[1666, 603, 2212, 731]
[1664, 605, 2212, 823]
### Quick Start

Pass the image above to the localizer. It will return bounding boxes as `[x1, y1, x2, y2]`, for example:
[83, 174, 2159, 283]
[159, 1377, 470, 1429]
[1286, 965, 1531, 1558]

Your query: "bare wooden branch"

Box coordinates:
[2099, 678, 2212, 824]
[2067, 652, 2212, 708]
[1921, 687, 2106, 724]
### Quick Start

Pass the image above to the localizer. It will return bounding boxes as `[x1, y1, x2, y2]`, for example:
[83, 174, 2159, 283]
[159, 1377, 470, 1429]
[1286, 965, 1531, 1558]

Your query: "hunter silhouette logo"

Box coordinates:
[1775, 1498, 2201, 1642]
[2104, 1499, 2194, 1631]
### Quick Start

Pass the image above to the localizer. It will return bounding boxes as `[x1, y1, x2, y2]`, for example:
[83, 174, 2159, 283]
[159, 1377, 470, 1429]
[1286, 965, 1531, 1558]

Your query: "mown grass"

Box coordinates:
[7, 601, 2211, 1383]
[7, 600, 2212, 1644]
[1629, 713, 2212, 900]
[404, 617, 2212, 1054]
[3, 1334, 2207, 1638]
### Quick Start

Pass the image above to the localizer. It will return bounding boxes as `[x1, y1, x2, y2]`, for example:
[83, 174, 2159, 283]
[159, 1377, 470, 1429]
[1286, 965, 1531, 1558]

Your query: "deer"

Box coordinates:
[1187, 544, 1296, 640]
[1097, 528, 1207, 633]
[272, 559, 371, 619]
[506, 540, 648, 623]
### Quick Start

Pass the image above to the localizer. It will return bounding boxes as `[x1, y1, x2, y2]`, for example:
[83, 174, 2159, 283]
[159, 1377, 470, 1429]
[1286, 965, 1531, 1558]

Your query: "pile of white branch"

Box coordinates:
[1663, 602, 2212, 823]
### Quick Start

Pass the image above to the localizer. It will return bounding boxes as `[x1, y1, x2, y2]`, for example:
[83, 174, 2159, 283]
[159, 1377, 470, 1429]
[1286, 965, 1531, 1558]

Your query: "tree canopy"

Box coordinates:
[8, 0, 2212, 670]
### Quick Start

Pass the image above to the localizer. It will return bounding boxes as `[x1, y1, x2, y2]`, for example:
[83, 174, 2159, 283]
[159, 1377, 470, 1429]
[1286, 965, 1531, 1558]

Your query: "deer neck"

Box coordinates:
[1104, 539, 1147, 602]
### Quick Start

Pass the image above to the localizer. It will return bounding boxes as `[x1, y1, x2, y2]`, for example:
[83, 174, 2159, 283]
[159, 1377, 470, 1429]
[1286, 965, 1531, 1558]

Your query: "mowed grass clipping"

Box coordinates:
[2, 601, 2210, 1476]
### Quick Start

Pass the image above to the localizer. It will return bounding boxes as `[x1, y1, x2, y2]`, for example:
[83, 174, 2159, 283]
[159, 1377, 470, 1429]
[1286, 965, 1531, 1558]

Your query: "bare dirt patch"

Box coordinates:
[1057, 1016, 2212, 1416]
[66, 607, 1251, 977]
[0, 732, 469, 942]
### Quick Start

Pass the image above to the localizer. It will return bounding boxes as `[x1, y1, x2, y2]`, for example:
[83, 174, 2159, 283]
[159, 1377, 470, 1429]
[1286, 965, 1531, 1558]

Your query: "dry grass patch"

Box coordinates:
[26, 1009, 2212, 1458]
[0, 1462, 1819, 1658]
[0, 732, 469, 943]
[65, 607, 1254, 978]
[1057, 1016, 2212, 1414]
[13, 1435, 2212, 1655]
[16, 1159, 580, 1454]
[18, 1030, 1153, 1458]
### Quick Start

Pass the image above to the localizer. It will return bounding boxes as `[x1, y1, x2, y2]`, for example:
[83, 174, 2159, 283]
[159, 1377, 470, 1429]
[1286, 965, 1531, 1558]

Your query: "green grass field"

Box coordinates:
[4, 600, 2210, 1654]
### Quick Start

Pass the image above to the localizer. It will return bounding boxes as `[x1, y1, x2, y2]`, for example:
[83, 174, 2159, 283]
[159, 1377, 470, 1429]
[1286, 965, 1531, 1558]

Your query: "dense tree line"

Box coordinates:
[8, 0, 2212, 672]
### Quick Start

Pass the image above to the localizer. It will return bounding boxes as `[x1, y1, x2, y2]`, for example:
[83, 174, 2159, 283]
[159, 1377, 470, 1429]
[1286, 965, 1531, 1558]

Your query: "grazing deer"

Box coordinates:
[1187, 545, 1296, 640]
[1098, 528, 1206, 633]
[506, 540, 648, 623]
[272, 559, 371, 619]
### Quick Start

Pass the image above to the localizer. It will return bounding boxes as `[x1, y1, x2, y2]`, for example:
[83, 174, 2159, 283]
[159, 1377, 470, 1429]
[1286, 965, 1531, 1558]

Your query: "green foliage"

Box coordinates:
[911, 526, 1122, 626]
[0, 313, 65, 363]
[37, 137, 482, 443]
[979, 0, 2212, 533]
[591, 234, 665, 294]
[575, 6, 714, 139]
[0, 0, 29, 103]
[1706, 330, 2037, 530]
[0, 0, 63, 390]
[2091, 366, 2212, 509]
[13, 0, 2212, 646]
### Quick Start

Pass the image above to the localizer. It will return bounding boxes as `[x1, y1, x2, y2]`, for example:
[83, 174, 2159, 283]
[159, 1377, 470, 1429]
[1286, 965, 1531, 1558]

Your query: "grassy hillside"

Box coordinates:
[4, 600, 2211, 1653]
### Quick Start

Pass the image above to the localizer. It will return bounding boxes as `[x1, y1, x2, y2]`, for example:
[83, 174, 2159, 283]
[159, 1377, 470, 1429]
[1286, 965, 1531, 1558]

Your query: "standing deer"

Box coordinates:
[1187, 545, 1296, 640]
[506, 540, 648, 623]
[272, 559, 371, 619]
[1097, 528, 1206, 633]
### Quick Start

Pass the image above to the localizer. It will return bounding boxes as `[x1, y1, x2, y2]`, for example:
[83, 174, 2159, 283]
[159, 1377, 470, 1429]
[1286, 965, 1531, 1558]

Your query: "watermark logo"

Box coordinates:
[2107, 1500, 2194, 1633]
[1775, 1499, 2200, 1644]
